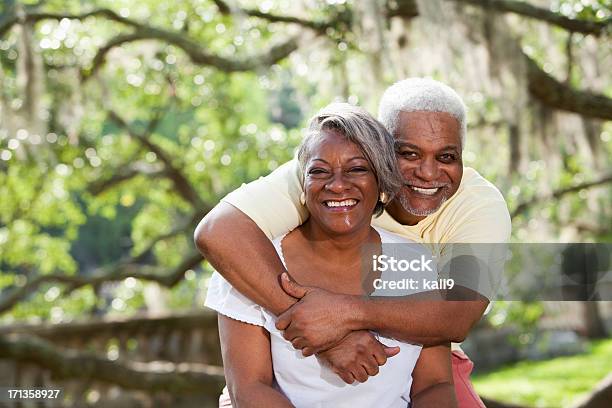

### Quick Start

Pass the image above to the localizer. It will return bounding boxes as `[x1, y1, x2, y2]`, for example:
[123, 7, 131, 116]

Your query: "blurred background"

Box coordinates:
[0, 0, 610, 407]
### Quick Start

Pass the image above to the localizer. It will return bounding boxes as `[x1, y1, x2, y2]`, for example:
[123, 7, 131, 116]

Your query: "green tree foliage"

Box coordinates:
[0, 0, 610, 329]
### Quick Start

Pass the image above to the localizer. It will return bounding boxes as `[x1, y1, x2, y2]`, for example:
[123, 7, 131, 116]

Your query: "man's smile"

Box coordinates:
[404, 183, 449, 198]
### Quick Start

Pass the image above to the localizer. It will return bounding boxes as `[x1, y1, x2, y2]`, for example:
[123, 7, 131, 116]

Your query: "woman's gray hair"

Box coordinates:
[297, 102, 402, 217]
[377, 78, 467, 147]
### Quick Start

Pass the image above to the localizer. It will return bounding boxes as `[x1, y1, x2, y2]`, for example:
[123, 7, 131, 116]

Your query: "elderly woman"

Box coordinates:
[205, 103, 455, 407]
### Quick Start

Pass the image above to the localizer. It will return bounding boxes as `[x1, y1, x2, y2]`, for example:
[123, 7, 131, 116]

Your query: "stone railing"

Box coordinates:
[0, 311, 225, 407]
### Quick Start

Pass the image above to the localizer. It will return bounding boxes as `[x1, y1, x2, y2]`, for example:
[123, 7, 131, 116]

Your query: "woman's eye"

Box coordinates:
[439, 154, 456, 163]
[349, 167, 368, 173]
[308, 168, 328, 175]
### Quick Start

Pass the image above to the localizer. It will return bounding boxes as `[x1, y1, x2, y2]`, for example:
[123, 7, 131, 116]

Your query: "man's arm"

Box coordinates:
[410, 344, 457, 408]
[195, 159, 307, 314]
[195, 202, 295, 315]
[354, 294, 488, 344]
[276, 277, 488, 352]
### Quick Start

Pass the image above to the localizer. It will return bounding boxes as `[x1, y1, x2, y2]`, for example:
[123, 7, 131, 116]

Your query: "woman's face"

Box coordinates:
[303, 129, 379, 236]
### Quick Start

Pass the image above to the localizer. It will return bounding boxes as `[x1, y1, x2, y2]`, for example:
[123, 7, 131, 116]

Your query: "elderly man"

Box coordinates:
[196, 78, 511, 407]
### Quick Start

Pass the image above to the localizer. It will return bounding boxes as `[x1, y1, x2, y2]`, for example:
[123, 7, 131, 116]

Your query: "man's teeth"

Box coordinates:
[326, 200, 357, 207]
[411, 186, 439, 195]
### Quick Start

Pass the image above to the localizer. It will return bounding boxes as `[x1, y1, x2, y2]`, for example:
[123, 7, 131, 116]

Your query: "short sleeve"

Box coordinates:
[438, 199, 511, 300]
[222, 159, 309, 240]
[205, 272, 265, 326]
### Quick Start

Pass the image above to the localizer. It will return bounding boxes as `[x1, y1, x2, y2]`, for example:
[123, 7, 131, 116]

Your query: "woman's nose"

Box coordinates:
[325, 170, 350, 192]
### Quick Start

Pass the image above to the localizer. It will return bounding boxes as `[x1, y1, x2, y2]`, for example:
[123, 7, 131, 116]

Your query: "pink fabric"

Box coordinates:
[452, 350, 486, 408]
[218, 352, 485, 407]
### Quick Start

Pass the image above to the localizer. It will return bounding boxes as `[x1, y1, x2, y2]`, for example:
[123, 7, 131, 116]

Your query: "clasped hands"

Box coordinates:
[275, 273, 399, 384]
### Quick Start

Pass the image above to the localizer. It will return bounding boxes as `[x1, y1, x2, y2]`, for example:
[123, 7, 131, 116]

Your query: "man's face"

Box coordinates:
[388, 111, 463, 225]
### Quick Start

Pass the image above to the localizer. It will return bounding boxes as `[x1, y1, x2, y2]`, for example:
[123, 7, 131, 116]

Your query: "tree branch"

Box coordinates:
[212, 0, 335, 31]
[0, 8, 147, 39]
[511, 173, 612, 218]
[1, 7, 303, 78]
[82, 27, 301, 80]
[447, 0, 611, 36]
[88, 162, 166, 195]
[389, 1, 612, 119]
[525, 54, 612, 121]
[107, 110, 206, 208]
[0, 334, 225, 394]
[0, 251, 203, 315]
[131, 210, 208, 264]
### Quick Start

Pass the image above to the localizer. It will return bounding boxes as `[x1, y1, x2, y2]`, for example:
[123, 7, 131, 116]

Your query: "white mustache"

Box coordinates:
[403, 182, 449, 189]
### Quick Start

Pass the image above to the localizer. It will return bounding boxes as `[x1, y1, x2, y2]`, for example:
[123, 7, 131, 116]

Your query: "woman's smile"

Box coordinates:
[322, 198, 359, 211]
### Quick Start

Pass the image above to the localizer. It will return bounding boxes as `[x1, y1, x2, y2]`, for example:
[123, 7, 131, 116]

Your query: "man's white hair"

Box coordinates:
[378, 78, 467, 147]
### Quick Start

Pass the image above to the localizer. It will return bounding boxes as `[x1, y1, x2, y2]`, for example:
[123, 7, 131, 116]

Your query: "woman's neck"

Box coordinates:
[297, 219, 377, 262]
[282, 219, 381, 294]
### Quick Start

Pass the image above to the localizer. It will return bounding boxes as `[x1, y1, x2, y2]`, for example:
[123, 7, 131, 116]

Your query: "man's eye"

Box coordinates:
[400, 151, 418, 159]
[439, 154, 456, 163]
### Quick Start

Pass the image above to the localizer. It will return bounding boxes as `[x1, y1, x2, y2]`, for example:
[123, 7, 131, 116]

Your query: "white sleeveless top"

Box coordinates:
[205, 226, 438, 408]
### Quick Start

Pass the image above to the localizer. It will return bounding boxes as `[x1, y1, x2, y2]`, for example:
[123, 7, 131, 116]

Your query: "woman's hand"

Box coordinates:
[275, 273, 361, 354]
[316, 330, 400, 384]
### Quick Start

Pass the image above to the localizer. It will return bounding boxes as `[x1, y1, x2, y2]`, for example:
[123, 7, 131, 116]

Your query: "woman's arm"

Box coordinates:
[218, 315, 294, 408]
[410, 344, 457, 408]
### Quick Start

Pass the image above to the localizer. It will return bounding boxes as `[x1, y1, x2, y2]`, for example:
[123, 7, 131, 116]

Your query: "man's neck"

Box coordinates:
[386, 200, 425, 226]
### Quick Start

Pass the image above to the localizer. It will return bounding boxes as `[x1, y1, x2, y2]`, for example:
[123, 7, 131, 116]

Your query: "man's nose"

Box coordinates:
[415, 157, 439, 181]
[325, 170, 350, 192]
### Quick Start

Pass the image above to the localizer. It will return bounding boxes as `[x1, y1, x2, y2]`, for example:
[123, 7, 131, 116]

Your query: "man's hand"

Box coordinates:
[275, 273, 360, 355]
[316, 330, 400, 384]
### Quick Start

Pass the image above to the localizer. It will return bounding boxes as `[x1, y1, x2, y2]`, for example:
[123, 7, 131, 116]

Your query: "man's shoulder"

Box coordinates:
[459, 167, 506, 204]
[436, 167, 511, 242]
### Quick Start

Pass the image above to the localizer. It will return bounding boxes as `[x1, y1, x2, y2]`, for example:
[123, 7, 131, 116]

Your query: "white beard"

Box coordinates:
[398, 190, 449, 217]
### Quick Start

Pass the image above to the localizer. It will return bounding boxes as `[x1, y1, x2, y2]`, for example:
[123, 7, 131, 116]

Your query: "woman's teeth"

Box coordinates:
[325, 199, 357, 207]
[410, 186, 440, 195]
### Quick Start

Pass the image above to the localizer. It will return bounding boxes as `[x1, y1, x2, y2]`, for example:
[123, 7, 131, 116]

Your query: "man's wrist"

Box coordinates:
[346, 295, 371, 331]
